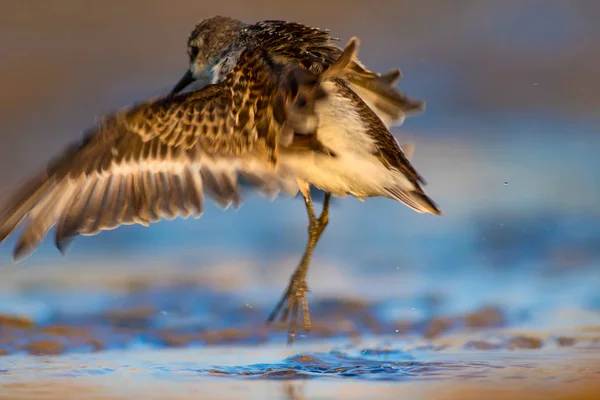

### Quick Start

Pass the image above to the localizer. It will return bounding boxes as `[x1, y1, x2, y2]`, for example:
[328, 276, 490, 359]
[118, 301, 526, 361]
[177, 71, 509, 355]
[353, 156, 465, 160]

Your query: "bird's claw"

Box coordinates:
[267, 276, 311, 344]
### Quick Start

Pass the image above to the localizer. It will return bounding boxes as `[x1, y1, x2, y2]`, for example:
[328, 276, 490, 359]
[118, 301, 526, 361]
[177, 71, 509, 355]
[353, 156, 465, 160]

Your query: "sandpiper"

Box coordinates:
[0, 16, 441, 343]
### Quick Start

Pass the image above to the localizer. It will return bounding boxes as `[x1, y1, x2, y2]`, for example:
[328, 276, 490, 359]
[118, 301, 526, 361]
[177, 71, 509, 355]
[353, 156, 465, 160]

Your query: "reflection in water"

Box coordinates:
[283, 381, 305, 400]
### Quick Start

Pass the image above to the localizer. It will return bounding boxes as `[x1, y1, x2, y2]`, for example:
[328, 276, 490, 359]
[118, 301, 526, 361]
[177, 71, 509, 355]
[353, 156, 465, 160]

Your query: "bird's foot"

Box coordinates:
[267, 274, 311, 344]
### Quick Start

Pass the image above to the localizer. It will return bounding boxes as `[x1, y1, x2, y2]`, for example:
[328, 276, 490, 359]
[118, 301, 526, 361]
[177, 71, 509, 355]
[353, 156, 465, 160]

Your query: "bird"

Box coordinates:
[0, 16, 441, 343]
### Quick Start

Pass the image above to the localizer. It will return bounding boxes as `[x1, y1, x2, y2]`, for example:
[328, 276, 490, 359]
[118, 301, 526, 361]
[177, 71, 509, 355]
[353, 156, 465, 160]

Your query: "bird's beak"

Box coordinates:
[170, 70, 195, 96]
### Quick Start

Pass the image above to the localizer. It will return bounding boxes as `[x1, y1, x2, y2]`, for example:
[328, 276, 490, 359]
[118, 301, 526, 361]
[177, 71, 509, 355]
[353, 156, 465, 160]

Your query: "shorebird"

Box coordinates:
[0, 16, 441, 343]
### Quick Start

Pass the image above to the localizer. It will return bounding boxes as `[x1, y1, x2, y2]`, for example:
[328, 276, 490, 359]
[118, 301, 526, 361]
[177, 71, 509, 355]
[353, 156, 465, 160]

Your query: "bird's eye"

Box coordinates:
[189, 45, 200, 59]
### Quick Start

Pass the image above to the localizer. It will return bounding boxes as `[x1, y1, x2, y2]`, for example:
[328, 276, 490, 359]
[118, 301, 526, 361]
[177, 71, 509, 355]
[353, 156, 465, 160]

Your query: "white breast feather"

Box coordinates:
[279, 81, 415, 198]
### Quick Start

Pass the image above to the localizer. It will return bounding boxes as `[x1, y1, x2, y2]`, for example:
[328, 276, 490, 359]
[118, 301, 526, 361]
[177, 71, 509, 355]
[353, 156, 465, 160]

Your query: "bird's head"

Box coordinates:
[170, 16, 246, 95]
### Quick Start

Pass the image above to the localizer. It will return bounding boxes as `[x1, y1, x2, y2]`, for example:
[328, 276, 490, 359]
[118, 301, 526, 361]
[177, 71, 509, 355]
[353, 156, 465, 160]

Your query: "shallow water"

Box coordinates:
[1, 238, 599, 399]
[2, 342, 600, 399]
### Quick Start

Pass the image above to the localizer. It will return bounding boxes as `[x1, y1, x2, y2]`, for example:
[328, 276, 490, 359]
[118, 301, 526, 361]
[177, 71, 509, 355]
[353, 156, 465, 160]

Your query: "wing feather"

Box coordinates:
[54, 177, 94, 251]
[0, 34, 360, 261]
[182, 166, 204, 217]
[249, 21, 424, 128]
[13, 179, 77, 259]
[139, 169, 158, 223]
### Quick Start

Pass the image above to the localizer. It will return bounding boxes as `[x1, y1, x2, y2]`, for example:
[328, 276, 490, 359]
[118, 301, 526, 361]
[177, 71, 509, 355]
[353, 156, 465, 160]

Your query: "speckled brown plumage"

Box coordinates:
[0, 16, 441, 345]
[241, 20, 424, 122]
[0, 35, 358, 260]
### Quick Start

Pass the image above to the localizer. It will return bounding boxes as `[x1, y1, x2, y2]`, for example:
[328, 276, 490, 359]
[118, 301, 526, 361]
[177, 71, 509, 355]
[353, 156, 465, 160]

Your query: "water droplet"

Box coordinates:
[504, 181, 508, 186]
[395, 329, 399, 333]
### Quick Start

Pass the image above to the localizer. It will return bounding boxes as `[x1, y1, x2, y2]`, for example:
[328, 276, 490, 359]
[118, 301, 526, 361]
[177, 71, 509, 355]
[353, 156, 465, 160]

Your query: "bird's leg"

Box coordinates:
[268, 182, 331, 343]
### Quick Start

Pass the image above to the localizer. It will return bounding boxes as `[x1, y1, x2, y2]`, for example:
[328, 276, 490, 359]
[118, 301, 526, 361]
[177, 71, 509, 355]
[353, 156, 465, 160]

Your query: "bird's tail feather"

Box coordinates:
[384, 185, 442, 216]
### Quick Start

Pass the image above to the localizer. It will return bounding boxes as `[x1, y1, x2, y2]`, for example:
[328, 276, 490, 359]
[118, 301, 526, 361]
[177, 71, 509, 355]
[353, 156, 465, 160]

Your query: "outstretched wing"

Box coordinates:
[0, 42, 362, 261]
[0, 38, 361, 261]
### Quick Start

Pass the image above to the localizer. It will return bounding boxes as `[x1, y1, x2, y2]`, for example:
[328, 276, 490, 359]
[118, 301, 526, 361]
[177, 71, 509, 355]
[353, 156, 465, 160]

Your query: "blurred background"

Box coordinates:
[0, 1, 599, 395]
